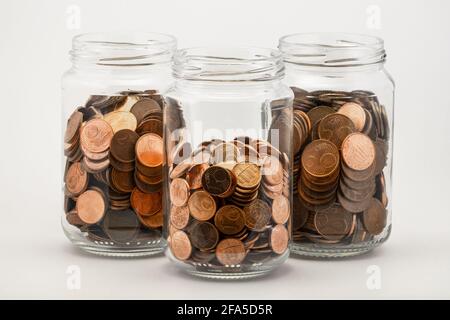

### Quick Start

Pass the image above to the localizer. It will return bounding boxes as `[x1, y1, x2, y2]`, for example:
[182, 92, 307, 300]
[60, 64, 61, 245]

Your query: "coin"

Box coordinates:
[111, 168, 135, 193]
[102, 209, 140, 243]
[243, 199, 272, 231]
[130, 187, 162, 216]
[232, 162, 261, 190]
[170, 205, 190, 230]
[318, 113, 356, 148]
[76, 189, 106, 224]
[80, 118, 114, 153]
[314, 204, 353, 241]
[65, 162, 88, 196]
[186, 163, 209, 190]
[202, 166, 235, 197]
[138, 209, 163, 228]
[130, 98, 161, 124]
[103, 111, 137, 133]
[301, 139, 339, 178]
[214, 205, 245, 235]
[188, 190, 216, 221]
[110, 129, 139, 163]
[261, 155, 283, 185]
[170, 230, 192, 261]
[210, 143, 239, 164]
[65, 110, 83, 143]
[190, 222, 219, 250]
[307, 106, 335, 128]
[270, 224, 289, 254]
[363, 198, 387, 235]
[135, 133, 164, 168]
[337, 102, 366, 132]
[337, 190, 372, 213]
[170, 178, 190, 207]
[341, 133, 375, 171]
[135, 118, 163, 137]
[271, 195, 290, 225]
[216, 238, 246, 265]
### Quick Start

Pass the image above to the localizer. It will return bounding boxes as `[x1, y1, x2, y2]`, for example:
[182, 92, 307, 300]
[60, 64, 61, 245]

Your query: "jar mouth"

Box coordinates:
[173, 47, 284, 82]
[278, 33, 386, 67]
[71, 32, 177, 66]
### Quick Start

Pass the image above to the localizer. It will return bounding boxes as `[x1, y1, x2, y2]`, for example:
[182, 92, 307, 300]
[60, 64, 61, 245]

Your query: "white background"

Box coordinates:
[1, 0, 450, 299]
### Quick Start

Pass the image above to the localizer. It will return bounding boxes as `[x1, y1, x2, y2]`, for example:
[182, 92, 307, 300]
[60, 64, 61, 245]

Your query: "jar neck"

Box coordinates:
[173, 47, 285, 82]
[70, 32, 176, 71]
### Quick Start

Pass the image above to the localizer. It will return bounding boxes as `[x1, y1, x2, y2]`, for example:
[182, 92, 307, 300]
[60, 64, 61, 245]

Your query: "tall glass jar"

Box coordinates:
[62, 32, 176, 257]
[279, 33, 394, 258]
[164, 48, 293, 279]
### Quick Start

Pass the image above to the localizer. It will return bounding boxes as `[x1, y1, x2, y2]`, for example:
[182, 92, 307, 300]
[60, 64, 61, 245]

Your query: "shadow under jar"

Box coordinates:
[279, 33, 395, 258]
[61, 32, 176, 257]
[163, 48, 293, 279]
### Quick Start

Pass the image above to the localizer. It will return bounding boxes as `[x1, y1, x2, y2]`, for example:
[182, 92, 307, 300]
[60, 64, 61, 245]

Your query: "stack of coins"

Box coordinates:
[167, 136, 290, 267]
[291, 88, 389, 245]
[63, 90, 164, 245]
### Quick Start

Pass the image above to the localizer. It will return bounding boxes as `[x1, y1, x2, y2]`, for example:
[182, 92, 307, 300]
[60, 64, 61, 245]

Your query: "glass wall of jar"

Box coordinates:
[62, 32, 176, 257]
[279, 33, 394, 258]
[163, 48, 293, 279]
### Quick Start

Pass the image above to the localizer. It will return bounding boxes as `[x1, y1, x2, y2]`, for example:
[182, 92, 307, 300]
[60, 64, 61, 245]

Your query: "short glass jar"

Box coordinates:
[279, 33, 394, 258]
[61, 32, 176, 257]
[164, 48, 293, 279]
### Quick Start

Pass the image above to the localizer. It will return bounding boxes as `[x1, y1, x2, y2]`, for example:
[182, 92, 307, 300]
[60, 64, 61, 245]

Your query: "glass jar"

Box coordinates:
[61, 32, 176, 257]
[163, 48, 293, 279]
[279, 33, 394, 258]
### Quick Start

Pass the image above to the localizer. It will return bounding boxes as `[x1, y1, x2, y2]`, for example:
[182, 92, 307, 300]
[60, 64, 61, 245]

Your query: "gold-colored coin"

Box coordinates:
[103, 111, 138, 133]
[232, 162, 261, 189]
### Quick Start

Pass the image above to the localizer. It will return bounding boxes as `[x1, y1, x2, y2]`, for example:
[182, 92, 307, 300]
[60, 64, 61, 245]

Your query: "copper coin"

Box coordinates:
[214, 205, 245, 235]
[186, 163, 209, 190]
[138, 209, 163, 228]
[293, 196, 309, 230]
[135, 118, 163, 137]
[216, 238, 246, 265]
[111, 168, 135, 193]
[363, 198, 387, 235]
[373, 139, 388, 175]
[261, 155, 283, 185]
[102, 209, 140, 243]
[80, 118, 114, 153]
[270, 224, 289, 254]
[318, 113, 356, 148]
[314, 204, 353, 241]
[188, 190, 216, 221]
[66, 210, 84, 227]
[170, 205, 190, 230]
[65, 162, 88, 196]
[80, 143, 109, 161]
[211, 142, 239, 164]
[337, 102, 366, 132]
[110, 129, 139, 163]
[76, 189, 106, 224]
[109, 152, 135, 172]
[190, 221, 219, 251]
[341, 160, 375, 182]
[243, 199, 272, 231]
[301, 139, 339, 178]
[341, 133, 375, 171]
[130, 187, 162, 216]
[135, 133, 164, 168]
[169, 158, 192, 180]
[81, 156, 110, 173]
[65, 110, 83, 143]
[170, 230, 192, 261]
[272, 195, 290, 225]
[337, 190, 372, 213]
[130, 98, 161, 124]
[339, 178, 375, 202]
[232, 162, 261, 190]
[103, 111, 137, 133]
[170, 178, 190, 207]
[202, 166, 234, 197]
[307, 106, 335, 128]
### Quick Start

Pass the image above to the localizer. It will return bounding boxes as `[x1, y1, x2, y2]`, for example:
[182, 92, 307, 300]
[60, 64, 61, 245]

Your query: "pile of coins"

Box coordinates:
[167, 137, 291, 267]
[291, 88, 389, 245]
[63, 90, 165, 245]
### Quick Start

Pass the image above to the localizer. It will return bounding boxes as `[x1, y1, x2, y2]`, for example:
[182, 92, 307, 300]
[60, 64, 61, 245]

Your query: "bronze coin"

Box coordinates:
[232, 162, 261, 190]
[110, 168, 135, 193]
[76, 189, 106, 225]
[186, 163, 209, 190]
[375, 173, 389, 208]
[314, 204, 353, 241]
[301, 139, 340, 178]
[130, 187, 162, 216]
[339, 178, 375, 202]
[137, 209, 163, 228]
[318, 113, 356, 148]
[110, 129, 139, 163]
[66, 210, 85, 227]
[202, 166, 234, 197]
[80, 118, 114, 153]
[65, 110, 83, 143]
[307, 106, 335, 128]
[81, 156, 110, 174]
[373, 139, 388, 175]
[261, 155, 283, 185]
[65, 162, 88, 196]
[270, 224, 289, 254]
[130, 98, 161, 124]
[170, 205, 190, 230]
[135, 133, 164, 168]
[170, 178, 190, 207]
[102, 209, 140, 243]
[363, 198, 387, 235]
[216, 238, 246, 265]
[80, 143, 109, 161]
[214, 205, 245, 235]
[109, 152, 135, 172]
[293, 196, 309, 230]
[135, 118, 163, 137]
[243, 199, 272, 231]
[210, 142, 239, 164]
[337, 102, 366, 132]
[190, 221, 219, 251]
[341, 159, 375, 182]
[188, 190, 216, 221]
[103, 111, 137, 133]
[341, 133, 376, 171]
[170, 230, 192, 261]
[337, 190, 372, 213]
[169, 158, 192, 180]
[272, 195, 290, 225]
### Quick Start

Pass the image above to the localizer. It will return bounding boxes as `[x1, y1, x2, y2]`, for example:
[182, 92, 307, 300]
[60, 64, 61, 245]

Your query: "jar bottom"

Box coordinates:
[290, 226, 391, 258]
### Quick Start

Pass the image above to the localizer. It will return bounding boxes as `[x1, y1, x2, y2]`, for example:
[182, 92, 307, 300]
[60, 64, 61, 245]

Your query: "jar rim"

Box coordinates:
[173, 47, 284, 82]
[278, 33, 386, 67]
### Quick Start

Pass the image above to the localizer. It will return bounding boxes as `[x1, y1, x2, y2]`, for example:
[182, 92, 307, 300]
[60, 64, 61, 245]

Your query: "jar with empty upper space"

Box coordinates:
[61, 32, 176, 257]
[279, 33, 394, 258]
[163, 47, 293, 279]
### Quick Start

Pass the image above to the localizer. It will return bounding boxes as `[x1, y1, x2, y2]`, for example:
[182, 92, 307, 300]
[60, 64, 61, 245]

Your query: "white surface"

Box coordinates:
[1, 0, 450, 299]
